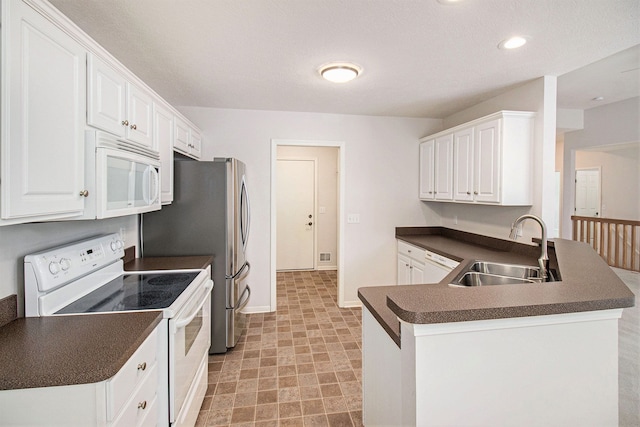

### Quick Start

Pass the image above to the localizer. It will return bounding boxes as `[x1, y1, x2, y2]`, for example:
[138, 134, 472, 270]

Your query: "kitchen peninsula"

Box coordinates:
[359, 227, 635, 427]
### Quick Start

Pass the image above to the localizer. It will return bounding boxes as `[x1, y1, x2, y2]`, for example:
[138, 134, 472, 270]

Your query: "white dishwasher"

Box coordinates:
[422, 249, 459, 283]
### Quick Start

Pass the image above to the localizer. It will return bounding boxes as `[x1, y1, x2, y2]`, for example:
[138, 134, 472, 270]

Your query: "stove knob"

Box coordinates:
[116, 240, 124, 249]
[60, 258, 71, 271]
[110, 241, 118, 251]
[48, 261, 60, 275]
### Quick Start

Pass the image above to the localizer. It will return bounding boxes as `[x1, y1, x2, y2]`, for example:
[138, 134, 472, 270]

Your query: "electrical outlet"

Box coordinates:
[347, 214, 360, 224]
[319, 206, 326, 214]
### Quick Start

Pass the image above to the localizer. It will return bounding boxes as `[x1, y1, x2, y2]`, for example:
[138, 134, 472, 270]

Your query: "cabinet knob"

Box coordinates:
[307, 222, 313, 226]
[138, 401, 147, 410]
[137, 362, 147, 371]
[474, 191, 478, 195]
[466, 191, 471, 195]
[428, 191, 433, 194]
[121, 120, 129, 126]
[130, 123, 137, 130]
[79, 190, 89, 197]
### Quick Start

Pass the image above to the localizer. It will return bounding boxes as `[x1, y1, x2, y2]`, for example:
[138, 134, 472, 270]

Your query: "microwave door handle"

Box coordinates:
[149, 166, 160, 204]
[142, 165, 150, 204]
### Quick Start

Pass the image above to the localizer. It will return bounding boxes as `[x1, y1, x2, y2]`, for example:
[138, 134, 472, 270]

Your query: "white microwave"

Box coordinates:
[77, 131, 161, 219]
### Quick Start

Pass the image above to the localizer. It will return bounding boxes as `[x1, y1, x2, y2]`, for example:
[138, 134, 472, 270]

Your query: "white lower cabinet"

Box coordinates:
[0, 324, 163, 427]
[397, 241, 426, 285]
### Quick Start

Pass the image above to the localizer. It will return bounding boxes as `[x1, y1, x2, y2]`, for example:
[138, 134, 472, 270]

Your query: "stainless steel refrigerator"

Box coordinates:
[141, 157, 251, 353]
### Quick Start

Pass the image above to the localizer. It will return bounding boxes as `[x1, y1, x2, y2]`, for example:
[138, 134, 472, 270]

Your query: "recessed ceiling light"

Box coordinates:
[498, 36, 528, 50]
[319, 62, 362, 83]
[592, 96, 605, 101]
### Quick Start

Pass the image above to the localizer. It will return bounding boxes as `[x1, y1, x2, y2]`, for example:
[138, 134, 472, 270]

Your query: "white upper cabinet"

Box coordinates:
[87, 53, 154, 150]
[153, 102, 174, 204]
[418, 140, 435, 199]
[420, 111, 534, 206]
[433, 134, 454, 201]
[174, 115, 202, 160]
[1, 0, 86, 221]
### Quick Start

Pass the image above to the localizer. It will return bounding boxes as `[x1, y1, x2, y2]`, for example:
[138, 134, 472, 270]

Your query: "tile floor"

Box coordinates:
[195, 270, 363, 427]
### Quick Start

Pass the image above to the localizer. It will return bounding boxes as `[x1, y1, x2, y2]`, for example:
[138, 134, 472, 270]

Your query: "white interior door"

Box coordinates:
[277, 159, 315, 270]
[575, 169, 601, 217]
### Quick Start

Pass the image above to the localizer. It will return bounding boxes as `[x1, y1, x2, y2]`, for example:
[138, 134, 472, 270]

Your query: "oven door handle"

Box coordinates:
[174, 280, 213, 330]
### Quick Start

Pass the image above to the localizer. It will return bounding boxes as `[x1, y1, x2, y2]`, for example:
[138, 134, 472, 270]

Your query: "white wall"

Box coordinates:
[561, 97, 640, 238]
[575, 146, 640, 220]
[436, 76, 558, 243]
[0, 216, 138, 315]
[180, 107, 442, 309]
[277, 145, 339, 270]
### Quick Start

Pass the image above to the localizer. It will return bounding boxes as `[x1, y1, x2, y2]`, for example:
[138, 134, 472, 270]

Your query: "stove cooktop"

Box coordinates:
[56, 272, 200, 314]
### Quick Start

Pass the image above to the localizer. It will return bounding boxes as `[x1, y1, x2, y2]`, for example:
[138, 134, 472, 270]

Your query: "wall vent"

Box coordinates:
[319, 252, 331, 262]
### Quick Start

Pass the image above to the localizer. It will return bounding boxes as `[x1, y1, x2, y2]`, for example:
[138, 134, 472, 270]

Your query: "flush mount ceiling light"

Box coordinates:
[592, 96, 605, 101]
[319, 62, 362, 83]
[498, 36, 528, 50]
[437, 0, 463, 4]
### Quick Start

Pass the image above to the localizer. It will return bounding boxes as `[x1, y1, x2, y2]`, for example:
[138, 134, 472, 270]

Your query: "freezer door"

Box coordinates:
[226, 262, 251, 347]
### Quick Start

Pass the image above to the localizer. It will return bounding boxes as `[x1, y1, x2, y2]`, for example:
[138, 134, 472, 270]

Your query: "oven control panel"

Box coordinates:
[24, 233, 125, 292]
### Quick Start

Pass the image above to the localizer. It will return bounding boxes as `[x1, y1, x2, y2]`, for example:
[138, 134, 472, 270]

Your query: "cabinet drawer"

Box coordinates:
[397, 241, 426, 261]
[111, 363, 158, 427]
[107, 327, 158, 420]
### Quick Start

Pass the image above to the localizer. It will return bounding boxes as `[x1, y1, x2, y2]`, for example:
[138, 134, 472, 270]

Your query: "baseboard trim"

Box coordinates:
[316, 265, 338, 271]
[240, 306, 273, 314]
[341, 300, 362, 309]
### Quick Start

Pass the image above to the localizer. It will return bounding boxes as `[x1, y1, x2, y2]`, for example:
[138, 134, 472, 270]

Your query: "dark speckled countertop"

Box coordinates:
[0, 311, 162, 390]
[0, 256, 213, 391]
[358, 227, 635, 347]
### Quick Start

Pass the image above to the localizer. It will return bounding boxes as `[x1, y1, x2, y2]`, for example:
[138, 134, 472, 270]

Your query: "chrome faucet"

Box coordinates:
[509, 214, 548, 280]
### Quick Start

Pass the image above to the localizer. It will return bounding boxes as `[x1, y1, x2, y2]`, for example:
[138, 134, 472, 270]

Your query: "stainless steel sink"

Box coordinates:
[451, 272, 538, 287]
[468, 261, 541, 280]
[449, 260, 550, 287]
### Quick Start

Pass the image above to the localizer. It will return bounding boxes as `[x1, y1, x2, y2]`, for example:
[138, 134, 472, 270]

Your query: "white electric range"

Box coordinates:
[24, 233, 212, 427]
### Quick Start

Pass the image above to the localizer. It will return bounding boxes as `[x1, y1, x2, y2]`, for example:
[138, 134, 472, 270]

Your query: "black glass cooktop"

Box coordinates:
[56, 272, 199, 314]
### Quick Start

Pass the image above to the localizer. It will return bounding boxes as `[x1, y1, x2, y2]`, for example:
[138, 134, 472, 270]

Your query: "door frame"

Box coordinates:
[270, 139, 346, 310]
[276, 157, 318, 271]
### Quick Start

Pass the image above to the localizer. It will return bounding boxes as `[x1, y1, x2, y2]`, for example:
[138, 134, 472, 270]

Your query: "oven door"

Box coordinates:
[169, 279, 212, 424]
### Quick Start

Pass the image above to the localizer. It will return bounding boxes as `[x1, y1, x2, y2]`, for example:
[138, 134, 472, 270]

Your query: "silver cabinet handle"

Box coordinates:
[138, 401, 147, 410]
[137, 362, 147, 371]
[130, 124, 137, 130]
[79, 190, 89, 197]
[121, 120, 129, 126]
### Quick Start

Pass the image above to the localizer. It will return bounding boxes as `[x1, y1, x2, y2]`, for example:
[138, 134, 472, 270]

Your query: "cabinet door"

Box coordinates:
[410, 259, 425, 285]
[434, 134, 453, 200]
[453, 128, 474, 201]
[2, 1, 86, 219]
[189, 128, 202, 159]
[397, 254, 412, 285]
[474, 119, 501, 203]
[126, 83, 154, 149]
[174, 117, 190, 154]
[419, 140, 435, 199]
[153, 103, 174, 204]
[87, 53, 126, 137]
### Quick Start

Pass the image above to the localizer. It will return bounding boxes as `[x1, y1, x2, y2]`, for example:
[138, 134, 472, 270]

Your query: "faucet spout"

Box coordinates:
[509, 214, 548, 280]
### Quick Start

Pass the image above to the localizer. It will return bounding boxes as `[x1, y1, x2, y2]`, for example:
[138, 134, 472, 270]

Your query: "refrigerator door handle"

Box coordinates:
[235, 285, 251, 312]
[240, 177, 250, 250]
[225, 261, 250, 280]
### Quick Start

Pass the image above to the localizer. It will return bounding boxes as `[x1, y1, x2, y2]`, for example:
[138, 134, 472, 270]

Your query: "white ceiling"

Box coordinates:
[49, 0, 640, 118]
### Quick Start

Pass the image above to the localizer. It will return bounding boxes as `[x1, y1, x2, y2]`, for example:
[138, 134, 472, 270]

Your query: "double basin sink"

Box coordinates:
[449, 261, 556, 287]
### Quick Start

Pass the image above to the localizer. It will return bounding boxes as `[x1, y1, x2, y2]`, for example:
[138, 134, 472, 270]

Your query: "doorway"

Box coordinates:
[276, 158, 316, 270]
[270, 139, 345, 309]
